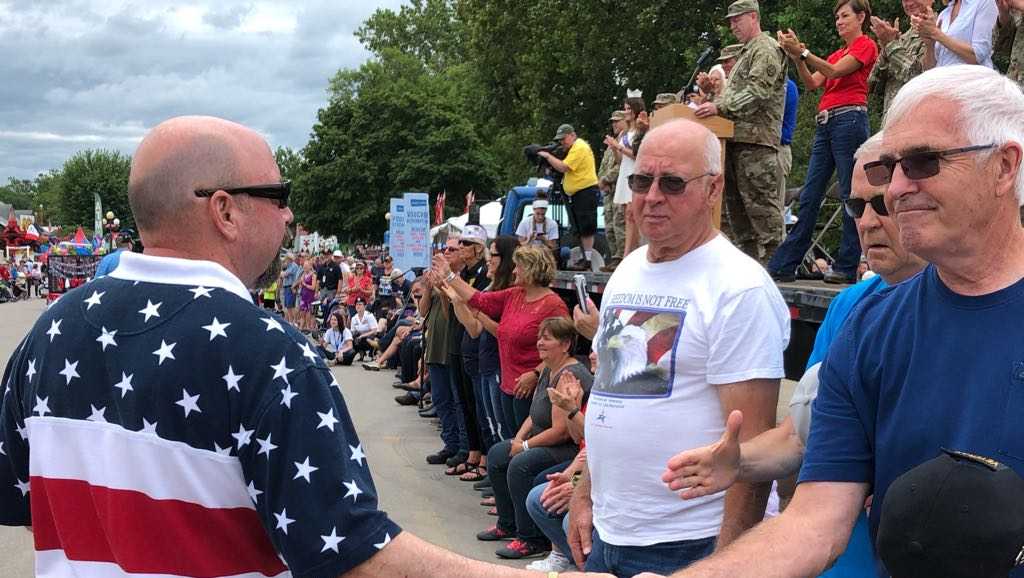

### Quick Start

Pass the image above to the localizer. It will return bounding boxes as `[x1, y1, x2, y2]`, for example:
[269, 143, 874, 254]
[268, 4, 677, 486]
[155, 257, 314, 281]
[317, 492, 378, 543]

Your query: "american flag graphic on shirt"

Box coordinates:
[0, 253, 400, 578]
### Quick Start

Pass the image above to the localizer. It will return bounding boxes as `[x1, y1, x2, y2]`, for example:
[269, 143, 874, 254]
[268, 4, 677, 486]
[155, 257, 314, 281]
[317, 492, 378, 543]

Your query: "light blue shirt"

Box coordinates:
[934, 0, 998, 68]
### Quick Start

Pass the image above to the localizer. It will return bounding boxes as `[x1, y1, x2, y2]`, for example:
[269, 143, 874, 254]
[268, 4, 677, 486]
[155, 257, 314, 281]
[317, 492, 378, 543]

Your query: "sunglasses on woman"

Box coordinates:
[843, 195, 888, 219]
[627, 172, 715, 195]
[862, 144, 995, 186]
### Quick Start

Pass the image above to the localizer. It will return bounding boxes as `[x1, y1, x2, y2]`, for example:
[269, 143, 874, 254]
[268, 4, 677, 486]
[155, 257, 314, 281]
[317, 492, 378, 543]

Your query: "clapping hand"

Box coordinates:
[661, 410, 744, 500]
[870, 16, 901, 47]
[548, 370, 584, 412]
[696, 71, 714, 93]
[437, 280, 463, 303]
[603, 135, 619, 149]
[910, 5, 939, 41]
[430, 253, 451, 279]
[776, 29, 804, 58]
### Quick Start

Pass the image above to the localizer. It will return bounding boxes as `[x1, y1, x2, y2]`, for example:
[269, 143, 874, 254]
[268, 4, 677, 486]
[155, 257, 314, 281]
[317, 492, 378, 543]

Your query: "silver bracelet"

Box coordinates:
[522, 439, 530, 451]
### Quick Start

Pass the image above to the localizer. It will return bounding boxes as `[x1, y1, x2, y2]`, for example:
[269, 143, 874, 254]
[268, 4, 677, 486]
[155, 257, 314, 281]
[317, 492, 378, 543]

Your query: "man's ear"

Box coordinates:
[996, 142, 1024, 203]
[207, 191, 243, 242]
[707, 173, 725, 209]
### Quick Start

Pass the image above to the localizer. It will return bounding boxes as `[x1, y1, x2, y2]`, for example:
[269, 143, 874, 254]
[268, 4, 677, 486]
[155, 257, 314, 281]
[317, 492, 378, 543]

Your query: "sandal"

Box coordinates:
[480, 496, 496, 507]
[460, 465, 487, 482]
[487, 506, 498, 516]
[445, 461, 479, 476]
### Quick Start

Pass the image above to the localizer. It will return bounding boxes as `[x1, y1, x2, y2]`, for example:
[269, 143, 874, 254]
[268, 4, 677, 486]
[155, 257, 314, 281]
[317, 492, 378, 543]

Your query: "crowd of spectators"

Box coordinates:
[0, 257, 45, 302]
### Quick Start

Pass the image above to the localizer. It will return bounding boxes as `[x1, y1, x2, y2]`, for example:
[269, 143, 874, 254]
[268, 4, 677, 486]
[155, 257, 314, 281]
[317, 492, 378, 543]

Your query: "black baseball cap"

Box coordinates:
[877, 449, 1024, 578]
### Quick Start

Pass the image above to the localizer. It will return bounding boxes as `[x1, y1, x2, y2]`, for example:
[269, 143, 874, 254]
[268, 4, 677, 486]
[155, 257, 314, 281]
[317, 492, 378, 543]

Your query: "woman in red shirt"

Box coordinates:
[767, 0, 878, 285]
[434, 245, 569, 433]
[344, 261, 375, 316]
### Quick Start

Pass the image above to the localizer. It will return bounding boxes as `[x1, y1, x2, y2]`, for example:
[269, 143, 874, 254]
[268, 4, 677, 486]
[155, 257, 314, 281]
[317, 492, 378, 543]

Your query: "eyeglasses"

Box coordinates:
[863, 144, 996, 186]
[628, 172, 715, 195]
[194, 181, 291, 208]
[843, 195, 889, 219]
[458, 240, 479, 248]
[442, 246, 459, 253]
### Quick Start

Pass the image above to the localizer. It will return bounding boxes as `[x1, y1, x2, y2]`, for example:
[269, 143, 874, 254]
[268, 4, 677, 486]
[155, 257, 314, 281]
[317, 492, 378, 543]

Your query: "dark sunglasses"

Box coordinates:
[628, 172, 715, 195]
[843, 195, 888, 219]
[442, 246, 459, 253]
[458, 240, 480, 248]
[863, 144, 995, 186]
[194, 181, 291, 208]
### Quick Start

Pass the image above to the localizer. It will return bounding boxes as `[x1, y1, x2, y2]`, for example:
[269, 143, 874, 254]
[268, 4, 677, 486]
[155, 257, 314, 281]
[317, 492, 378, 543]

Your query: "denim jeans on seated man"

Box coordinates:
[584, 532, 716, 578]
[486, 440, 564, 545]
[525, 461, 575, 557]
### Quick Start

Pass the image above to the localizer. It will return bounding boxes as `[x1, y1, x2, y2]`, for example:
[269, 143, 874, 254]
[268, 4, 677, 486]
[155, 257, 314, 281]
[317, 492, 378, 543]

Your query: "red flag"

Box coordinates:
[434, 191, 446, 226]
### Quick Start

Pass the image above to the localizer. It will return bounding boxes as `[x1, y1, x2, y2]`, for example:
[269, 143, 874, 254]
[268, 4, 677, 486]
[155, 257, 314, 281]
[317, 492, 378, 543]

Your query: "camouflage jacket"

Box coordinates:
[869, 29, 926, 114]
[597, 140, 621, 190]
[717, 32, 788, 147]
[995, 10, 1024, 86]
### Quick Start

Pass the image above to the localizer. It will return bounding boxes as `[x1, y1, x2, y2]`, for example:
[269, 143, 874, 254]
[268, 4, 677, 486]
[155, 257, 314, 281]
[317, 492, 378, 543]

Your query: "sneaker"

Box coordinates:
[770, 271, 797, 283]
[394, 393, 418, 406]
[363, 361, 382, 371]
[824, 271, 857, 285]
[495, 539, 549, 559]
[476, 526, 514, 541]
[426, 447, 457, 465]
[526, 550, 574, 572]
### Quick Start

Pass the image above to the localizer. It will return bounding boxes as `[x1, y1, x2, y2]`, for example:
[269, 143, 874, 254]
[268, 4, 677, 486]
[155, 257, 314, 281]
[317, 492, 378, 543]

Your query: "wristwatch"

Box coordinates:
[567, 408, 580, 420]
[445, 271, 456, 282]
[800, 48, 810, 61]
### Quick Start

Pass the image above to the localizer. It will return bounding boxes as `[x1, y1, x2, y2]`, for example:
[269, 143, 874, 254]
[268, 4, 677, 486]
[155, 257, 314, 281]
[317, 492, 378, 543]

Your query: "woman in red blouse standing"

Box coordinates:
[433, 245, 569, 434]
[345, 261, 375, 316]
[767, 0, 878, 285]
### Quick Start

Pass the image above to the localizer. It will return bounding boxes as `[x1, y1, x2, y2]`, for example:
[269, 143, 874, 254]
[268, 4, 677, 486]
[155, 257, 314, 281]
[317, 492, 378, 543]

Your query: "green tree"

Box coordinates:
[58, 150, 133, 232]
[0, 178, 37, 210]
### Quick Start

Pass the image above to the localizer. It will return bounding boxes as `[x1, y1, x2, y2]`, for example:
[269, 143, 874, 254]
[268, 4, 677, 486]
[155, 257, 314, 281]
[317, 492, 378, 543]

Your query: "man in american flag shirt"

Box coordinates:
[0, 116, 602, 578]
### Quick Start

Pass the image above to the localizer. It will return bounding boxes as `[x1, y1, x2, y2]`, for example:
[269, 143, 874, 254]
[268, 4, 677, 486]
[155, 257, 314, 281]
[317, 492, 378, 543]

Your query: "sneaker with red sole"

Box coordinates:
[475, 526, 513, 541]
[496, 539, 550, 559]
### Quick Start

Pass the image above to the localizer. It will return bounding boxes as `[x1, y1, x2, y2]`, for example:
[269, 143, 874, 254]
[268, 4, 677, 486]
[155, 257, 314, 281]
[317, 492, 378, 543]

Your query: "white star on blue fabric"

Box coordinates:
[33, 395, 50, 417]
[213, 443, 232, 456]
[233, 424, 254, 449]
[84, 290, 105, 310]
[141, 419, 159, 435]
[46, 319, 62, 342]
[247, 481, 262, 504]
[343, 479, 363, 502]
[87, 404, 107, 423]
[175, 389, 201, 417]
[96, 327, 118, 351]
[139, 300, 162, 323]
[58, 358, 80, 386]
[317, 409, 338, 431]
[299, 342, 319, 363]
[15, 479, 29, 496]
[189, 286, 214, 299]
[293, 457, 319, 483]
[153, 340, 176, 365]
[280, 384, 298, 409]
[261, 317, 284, 333]
[256, 433, 278, 457]
[113, 372, 134, 398]
[0, 442, 5, 455]
[223, 366, 244, 392]
[16, 423, 27, 440]
[350, 444, 366, 467]
[25, 359, 36, 382]
[270, 356, 293, 384]
[274, 508, 295, 534]
[321, 527, 346, 553]
[202, 317, 231, 341]
[374, 533, 392, 550]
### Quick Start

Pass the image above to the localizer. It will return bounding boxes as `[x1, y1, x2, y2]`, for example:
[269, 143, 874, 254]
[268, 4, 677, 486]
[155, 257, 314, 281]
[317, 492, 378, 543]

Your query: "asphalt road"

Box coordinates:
[0, 297, 796, 576]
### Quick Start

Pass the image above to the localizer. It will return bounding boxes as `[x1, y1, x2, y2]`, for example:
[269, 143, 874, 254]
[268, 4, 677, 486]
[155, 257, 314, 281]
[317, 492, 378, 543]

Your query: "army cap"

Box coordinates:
[653, 93, 679, 106]
[554, 123, 575, 139]
[609, 110, 627, 121]
[725, 0, 759, 18]
[717, 43, 744, 62]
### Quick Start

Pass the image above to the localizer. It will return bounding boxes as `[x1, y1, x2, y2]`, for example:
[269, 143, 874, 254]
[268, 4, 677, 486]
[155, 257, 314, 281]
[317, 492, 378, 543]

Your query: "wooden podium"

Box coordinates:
[650, 104, 734, 228]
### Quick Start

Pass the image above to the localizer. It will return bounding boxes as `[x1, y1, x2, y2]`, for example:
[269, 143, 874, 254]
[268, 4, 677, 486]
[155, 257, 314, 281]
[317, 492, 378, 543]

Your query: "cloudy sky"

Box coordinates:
[0, 0, 405, 180]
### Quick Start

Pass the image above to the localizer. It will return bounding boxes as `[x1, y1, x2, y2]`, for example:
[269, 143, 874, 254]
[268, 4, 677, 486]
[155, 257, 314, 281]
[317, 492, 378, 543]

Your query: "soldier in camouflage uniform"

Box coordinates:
[598, 110, 626, 266]
[695, 0, 787, 264]
[868, 2, 928, 113]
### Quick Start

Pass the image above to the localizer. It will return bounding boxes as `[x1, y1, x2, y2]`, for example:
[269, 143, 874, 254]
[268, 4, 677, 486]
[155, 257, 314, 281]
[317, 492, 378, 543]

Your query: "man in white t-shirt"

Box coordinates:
[516, 200, 559, 250]
[570, 119, 789, 577]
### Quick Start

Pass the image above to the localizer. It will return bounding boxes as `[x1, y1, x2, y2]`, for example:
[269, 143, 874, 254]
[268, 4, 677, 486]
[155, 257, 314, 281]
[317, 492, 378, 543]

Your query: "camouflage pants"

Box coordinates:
[603, 191, 624, 261]
[723, 142, 784, 264]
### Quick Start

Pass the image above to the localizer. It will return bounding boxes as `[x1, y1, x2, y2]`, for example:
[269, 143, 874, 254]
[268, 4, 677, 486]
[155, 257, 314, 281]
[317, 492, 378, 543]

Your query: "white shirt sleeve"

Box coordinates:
[516, 218, 531, 239]
[705, 285, 790, 384]
[546, 218, 559, 240]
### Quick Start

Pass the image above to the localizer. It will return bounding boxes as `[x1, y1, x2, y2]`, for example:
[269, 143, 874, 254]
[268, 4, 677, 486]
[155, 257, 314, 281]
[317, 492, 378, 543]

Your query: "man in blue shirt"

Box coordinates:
[94, 236, 133, 277]
[279, 253, 301, 325]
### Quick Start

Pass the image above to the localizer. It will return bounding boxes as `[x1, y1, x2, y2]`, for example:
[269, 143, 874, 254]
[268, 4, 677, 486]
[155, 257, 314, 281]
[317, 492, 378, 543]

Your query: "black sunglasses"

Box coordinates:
[843, 195, 889, 219]
[194, 181, 291, 208]
[863, 144, 995, 186]
[628, 172, 715, 195]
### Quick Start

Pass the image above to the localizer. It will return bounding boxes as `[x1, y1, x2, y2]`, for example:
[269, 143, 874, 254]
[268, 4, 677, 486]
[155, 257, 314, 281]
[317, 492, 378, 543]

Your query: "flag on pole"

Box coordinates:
[434, 191, 446, 226]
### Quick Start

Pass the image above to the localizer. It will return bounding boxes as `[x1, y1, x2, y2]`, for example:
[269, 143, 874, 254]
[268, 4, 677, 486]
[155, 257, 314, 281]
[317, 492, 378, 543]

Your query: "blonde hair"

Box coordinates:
[513, 245, 556, 287]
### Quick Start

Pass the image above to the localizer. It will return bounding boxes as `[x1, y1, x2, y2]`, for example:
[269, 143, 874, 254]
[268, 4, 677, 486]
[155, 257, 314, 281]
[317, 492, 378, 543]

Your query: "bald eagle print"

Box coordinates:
[593, 307, 683, 397]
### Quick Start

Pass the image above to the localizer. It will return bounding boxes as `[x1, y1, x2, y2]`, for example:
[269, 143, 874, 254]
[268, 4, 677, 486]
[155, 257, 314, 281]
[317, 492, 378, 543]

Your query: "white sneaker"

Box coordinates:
[525, 550, 573, 572]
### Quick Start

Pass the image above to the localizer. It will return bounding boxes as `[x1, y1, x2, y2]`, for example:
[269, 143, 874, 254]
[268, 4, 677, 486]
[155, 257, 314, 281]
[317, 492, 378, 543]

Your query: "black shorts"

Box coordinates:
[567, 186, 599, 237]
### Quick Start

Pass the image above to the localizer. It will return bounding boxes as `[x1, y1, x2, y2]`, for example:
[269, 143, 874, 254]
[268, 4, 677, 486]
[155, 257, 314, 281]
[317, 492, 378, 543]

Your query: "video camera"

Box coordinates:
[524, 142, 567, 192]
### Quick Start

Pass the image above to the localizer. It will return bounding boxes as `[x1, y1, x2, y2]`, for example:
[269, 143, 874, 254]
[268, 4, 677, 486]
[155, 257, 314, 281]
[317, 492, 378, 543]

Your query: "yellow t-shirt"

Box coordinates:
[561, 138, 599, 195]
[262, 281, 278, 301]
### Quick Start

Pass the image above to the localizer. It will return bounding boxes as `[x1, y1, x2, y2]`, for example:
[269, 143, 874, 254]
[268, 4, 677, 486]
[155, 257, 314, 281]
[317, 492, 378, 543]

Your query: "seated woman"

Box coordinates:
[318, 311, 355, 366]
[350, 298, 379, 361]
[475, 317, 592, 561]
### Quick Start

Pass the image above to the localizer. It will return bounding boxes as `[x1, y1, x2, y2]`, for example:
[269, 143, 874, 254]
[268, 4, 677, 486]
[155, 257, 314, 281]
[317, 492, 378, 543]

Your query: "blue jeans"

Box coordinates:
[584, 531, 716, 577]
[473, 372, 499, 449]
[526, 461, 576, 557]
[499, 390, 532, 438]
[427, 364, 461, 452]
[768, 110, 868, 277]
[482, 371, 507, 441]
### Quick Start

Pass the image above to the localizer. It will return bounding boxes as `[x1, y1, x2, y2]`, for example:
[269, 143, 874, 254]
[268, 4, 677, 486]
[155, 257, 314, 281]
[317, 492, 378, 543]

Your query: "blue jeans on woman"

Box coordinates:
[471, 373, 498, 450]
[767, 110, 869, 277]
[482, 371, 507, 441]
[584, 531, 716, 578]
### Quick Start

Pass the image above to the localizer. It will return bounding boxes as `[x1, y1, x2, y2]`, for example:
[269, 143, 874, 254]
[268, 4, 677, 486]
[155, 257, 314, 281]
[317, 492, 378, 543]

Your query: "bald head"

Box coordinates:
[128, 116, 279, 238]
[639, 119, 721, 175]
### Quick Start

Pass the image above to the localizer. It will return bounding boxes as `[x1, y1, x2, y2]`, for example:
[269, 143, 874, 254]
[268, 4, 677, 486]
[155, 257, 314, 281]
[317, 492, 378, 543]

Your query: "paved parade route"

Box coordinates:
[0, 298, 517, 577]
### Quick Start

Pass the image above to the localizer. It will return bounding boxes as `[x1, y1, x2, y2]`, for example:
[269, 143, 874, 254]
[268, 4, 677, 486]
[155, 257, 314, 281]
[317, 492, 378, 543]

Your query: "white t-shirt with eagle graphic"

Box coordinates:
[586, 234, 789, 546]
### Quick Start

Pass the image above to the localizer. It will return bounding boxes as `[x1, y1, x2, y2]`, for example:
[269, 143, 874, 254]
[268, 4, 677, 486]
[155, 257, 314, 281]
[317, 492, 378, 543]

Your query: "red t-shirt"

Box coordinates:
[346, 274, 374, 306]
[817, 34, 878, 112]
[469, 287, 569, 395]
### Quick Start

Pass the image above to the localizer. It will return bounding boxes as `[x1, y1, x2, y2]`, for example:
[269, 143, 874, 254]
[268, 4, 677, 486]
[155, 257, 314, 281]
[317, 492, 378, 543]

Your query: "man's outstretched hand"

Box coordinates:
[662, 410, 743, 500]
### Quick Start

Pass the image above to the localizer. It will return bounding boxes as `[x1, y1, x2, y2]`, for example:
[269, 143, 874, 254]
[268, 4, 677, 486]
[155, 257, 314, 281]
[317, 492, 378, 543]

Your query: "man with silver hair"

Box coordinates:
[639, 64, 1024, 578]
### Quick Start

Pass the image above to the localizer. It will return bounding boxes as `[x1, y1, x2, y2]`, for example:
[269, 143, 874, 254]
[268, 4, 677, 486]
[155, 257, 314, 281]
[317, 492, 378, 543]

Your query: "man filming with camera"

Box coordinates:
[537, 123, 601, 270]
